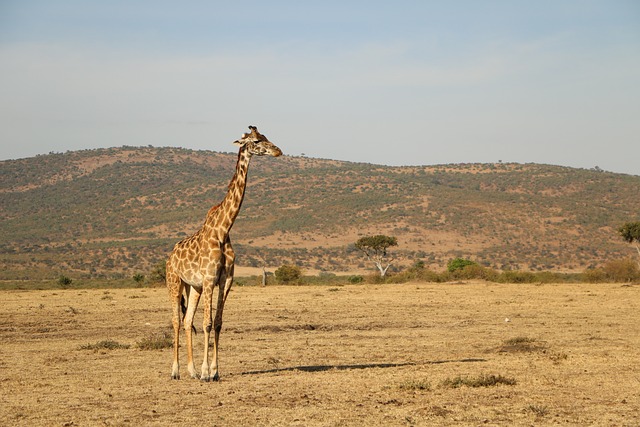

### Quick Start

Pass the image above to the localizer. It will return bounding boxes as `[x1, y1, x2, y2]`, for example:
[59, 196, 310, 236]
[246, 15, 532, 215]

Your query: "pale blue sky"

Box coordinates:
[1, 1, 639, 175]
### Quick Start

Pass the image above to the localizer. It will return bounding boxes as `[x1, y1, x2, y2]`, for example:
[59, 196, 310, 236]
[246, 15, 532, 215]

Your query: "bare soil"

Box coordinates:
[1, 282, 639, 426]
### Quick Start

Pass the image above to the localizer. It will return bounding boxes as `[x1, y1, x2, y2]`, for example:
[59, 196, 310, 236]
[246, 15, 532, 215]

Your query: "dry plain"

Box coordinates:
[0, 282, 638, 426]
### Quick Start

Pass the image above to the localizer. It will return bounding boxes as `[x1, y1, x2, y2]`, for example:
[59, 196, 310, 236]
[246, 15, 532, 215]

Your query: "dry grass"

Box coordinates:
[0, 282, 639, 426]
[136, 330, 173, 350]
[441, 373, 517, 388]
[79, 340, 131, 351]
[497, 336, 546, 353]
[398, 379, 432, 391]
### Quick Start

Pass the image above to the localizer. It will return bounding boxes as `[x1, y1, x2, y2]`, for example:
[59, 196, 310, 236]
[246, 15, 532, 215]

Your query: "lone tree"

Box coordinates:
[618, 222, 640, 267]
[355, 235, 398, 278]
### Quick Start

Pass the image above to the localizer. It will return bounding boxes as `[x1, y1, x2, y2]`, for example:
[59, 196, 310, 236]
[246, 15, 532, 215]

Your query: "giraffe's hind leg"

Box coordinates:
[183, 285, 202, 379]
[166, 263, 183, 380]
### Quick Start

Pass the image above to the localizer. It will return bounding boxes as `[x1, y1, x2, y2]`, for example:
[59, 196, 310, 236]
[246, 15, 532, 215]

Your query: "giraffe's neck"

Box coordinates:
[204, 148, 252, 238]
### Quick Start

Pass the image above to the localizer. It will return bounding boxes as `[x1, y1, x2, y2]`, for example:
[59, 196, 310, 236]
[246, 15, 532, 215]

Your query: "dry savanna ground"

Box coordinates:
[1, 282, 638, 426]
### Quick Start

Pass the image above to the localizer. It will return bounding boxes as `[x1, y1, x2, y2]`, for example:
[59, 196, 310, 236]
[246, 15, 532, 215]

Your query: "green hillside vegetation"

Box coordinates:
[1, 147, 639, 282]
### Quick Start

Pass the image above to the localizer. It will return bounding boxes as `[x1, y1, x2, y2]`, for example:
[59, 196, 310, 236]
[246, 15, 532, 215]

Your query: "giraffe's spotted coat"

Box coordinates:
[166, 126, 282, 381]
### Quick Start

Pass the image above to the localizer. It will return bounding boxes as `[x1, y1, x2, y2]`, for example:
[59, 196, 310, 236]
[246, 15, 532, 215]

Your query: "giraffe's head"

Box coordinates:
[233, 125, 282, 157]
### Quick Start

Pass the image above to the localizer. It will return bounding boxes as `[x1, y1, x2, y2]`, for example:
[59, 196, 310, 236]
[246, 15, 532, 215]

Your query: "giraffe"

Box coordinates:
[166, 125, 282, 381]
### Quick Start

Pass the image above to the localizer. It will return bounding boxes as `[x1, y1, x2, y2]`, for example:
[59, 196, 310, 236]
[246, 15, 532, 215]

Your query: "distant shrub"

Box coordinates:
[318, 271, 336, 279]
[412, 260, 426, 270]
[275, 264, 302, 284]
[366, 273, 386, 284]
[533, 271, 565, 284]
[582, 267, 606, 283]
[149, 261, 166, 284]
[497, 270, 537, 284]
[386, 264, 610, 285]
[447, 258, 477, 273]
[391, 262, 443, 283]
[603, 258, 639, 282]
[455, 264, 497, 280]
[58, 275, 72, 287]
[348, 275, 364, 284]
[418, 268, 445, 282]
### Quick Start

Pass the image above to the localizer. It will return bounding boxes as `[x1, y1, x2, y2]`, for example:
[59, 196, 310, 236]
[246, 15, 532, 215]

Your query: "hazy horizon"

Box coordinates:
[5, 144, 639, 177]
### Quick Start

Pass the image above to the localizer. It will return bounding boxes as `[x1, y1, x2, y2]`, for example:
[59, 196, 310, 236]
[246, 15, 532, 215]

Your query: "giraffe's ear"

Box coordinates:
[233, 133, 249, 146]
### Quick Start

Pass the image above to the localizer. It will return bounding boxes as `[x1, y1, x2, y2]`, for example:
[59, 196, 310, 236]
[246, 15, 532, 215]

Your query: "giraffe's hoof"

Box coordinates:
[212, 373, 220, 381]
[171, 374, 180, 380]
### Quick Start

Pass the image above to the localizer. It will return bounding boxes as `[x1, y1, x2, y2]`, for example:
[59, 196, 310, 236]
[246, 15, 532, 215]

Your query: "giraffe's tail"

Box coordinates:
[180, 294, 197, 335]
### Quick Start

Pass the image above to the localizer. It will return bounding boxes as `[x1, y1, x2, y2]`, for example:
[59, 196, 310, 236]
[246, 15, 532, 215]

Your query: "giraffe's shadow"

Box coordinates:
[240, 358, 486, 376]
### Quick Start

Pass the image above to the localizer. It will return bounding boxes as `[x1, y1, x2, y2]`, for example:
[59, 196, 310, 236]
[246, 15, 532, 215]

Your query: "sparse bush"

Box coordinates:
[390, 264, 443, 283]
[527, 404, 549, 418]
[275, 264, 302, 284]
[58, 275, 72, 287]
[498, 337, 545, 353]
[411, 260, 426, 270]
[533, 271, 564, 284]
[504, 336, 536, 346]
[549, 351, 569, 364]
[441, 374, 516, 388]
[399, 379, 431, 391]
[382, 271, 410, 284]
[455, 263, 496, 280]
[137, 331, 173, 350]
[80, 340, 130, 351]
[603, 258, 639, 282]
[133, 273, 145, 284]
[418, 268, 446, 282]
[582, 267, 606, 283]
[149, 261, 166, 284]
[318, 271, 336, 279]
[497, 270, 537, 284]
[348, 275, 364, 284]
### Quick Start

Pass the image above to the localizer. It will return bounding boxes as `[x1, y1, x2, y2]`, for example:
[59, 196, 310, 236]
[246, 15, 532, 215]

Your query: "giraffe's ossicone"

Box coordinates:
[166, 125, 282, 381]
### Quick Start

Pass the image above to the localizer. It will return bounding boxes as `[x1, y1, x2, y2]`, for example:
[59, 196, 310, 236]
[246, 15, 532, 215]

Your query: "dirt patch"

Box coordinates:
[0, 282, 638, 425]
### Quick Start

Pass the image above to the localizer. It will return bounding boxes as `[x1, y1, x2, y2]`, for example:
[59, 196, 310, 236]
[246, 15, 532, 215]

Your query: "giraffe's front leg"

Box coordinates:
[200, 283, 213, 381]
[210, 243, 235, 381]
[210, 282, 227, 381]
[183, 286, 202, 379]
[200, 262, 222, 382]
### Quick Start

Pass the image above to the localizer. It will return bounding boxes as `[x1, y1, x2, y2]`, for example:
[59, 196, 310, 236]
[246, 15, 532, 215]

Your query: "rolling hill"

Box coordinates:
[1, 146, 639, 280]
